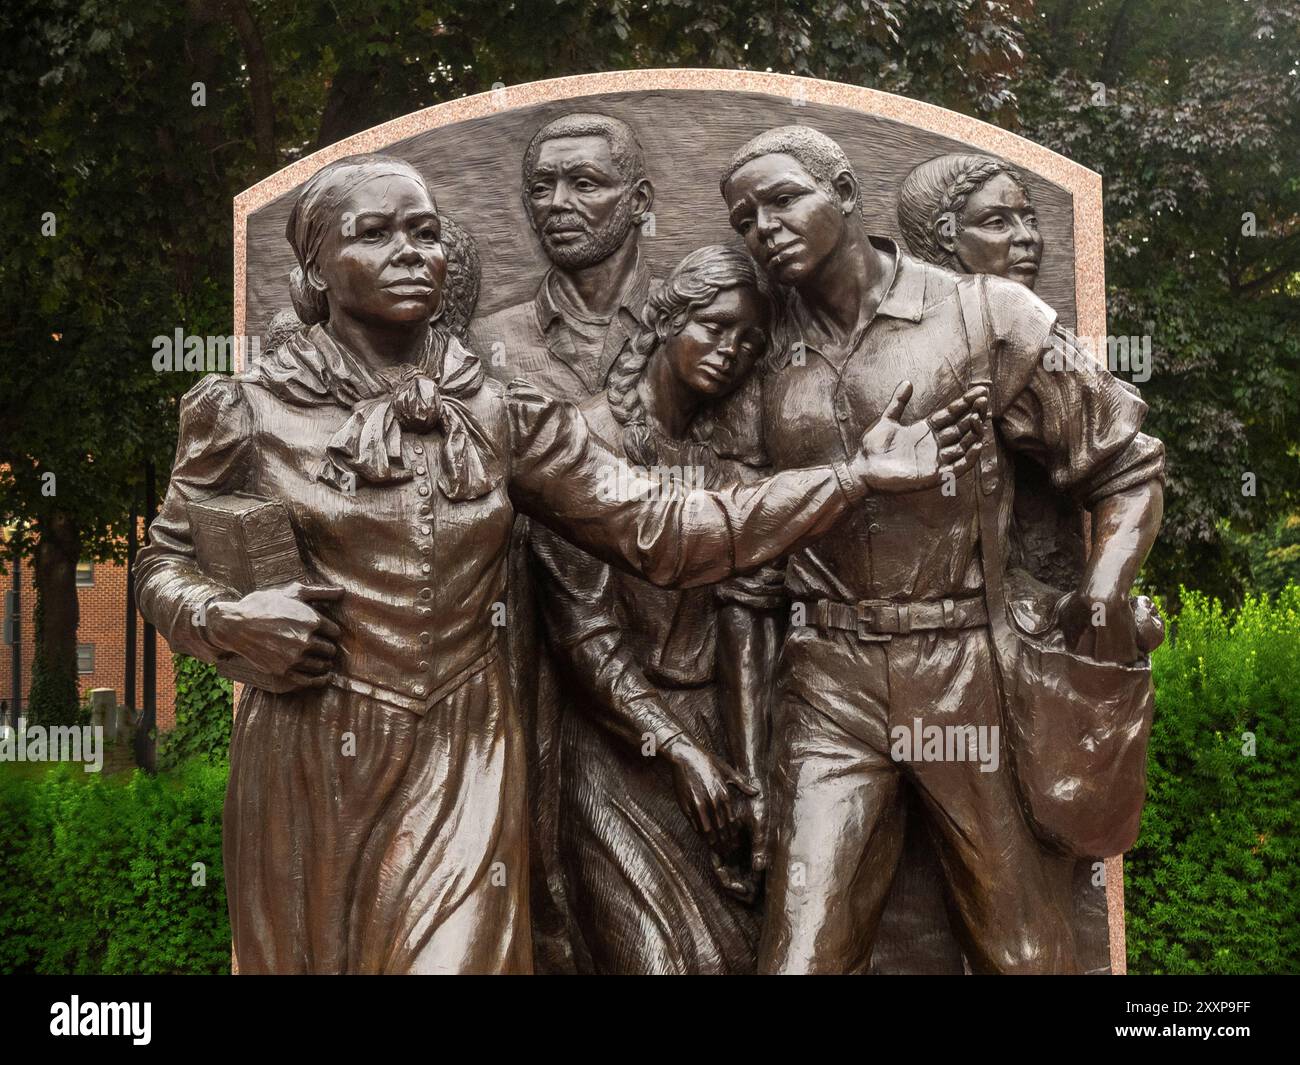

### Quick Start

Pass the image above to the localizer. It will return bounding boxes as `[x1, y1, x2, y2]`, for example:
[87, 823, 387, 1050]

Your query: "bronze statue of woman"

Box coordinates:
[134, 153, 986, 974]
[530, 245, 785, 973]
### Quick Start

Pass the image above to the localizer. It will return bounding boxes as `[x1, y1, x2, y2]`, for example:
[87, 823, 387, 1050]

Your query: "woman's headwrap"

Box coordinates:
[284, 154, 429, 325]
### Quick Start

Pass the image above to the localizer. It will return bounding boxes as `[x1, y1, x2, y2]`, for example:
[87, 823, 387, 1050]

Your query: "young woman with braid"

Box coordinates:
[528, 245, 785, 974]
[896, 153, 1043, 290]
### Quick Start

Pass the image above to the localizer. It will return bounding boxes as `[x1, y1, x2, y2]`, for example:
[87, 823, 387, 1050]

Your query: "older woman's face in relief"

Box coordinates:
[947, 172, 1042, 288]
[317, 174, 448, 325]
[663, 285, 768, 399]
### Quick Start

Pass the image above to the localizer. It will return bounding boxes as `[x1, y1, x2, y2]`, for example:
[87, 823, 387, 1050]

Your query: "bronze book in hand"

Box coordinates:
[186, 493, 311, 693]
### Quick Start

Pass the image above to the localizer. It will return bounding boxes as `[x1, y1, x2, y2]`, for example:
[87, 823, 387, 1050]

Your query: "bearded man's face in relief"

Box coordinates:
[525, 135, 640, 269]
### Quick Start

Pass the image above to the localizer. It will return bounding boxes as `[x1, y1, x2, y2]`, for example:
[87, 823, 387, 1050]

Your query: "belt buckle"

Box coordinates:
[855, 601, 892, 643]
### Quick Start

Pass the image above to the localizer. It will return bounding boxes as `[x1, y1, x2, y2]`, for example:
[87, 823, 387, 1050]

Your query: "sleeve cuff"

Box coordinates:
[831, 460, 869, 505]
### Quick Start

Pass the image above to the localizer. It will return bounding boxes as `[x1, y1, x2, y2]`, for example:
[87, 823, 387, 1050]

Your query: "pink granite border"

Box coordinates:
[234, 69, 1105, 348]
[231, 68, 1121, 975]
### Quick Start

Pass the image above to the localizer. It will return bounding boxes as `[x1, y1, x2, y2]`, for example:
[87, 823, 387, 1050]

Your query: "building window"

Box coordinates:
[76, 560, 95, 586]
[76, 643, 95, 675]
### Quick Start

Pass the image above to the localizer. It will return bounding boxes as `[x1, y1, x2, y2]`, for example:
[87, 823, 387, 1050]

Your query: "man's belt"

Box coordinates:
[794, 594, 988, 642]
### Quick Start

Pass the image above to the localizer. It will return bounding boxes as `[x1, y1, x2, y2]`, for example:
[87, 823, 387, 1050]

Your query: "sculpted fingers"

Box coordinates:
[882, 380, 914, 421]
[289, 582, 345, 603]
[927, 385, 988, 431]
[314, 615, 342, 641]
[935, 410, 982, 446]
[718, 795, 741, 851]
[306, 635, 338, 658]
[710, 854, 748, 896]
[295, 654, 335, 675]
[940, 443, 982, 479]
[938, 429, 982, 466]
[725, 767, 759, 797]
[698, 800, 721, 852]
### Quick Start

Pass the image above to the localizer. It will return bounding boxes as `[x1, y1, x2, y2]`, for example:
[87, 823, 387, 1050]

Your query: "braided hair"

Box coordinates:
[607, 245, 767, 466]
[897, 154, 1028, 271]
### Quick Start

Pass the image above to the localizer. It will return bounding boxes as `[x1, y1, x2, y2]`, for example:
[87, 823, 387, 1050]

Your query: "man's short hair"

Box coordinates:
[720, 125, 864, 222]
[521, 113, 647, 189]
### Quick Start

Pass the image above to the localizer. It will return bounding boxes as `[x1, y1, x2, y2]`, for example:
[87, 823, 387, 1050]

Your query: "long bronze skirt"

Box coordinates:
[223, 653, 531, 974]
[558, 683, 760, 974]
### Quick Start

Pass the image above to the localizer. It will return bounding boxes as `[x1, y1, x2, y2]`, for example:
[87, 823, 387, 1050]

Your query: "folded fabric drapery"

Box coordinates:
[251, 322, 499, 500]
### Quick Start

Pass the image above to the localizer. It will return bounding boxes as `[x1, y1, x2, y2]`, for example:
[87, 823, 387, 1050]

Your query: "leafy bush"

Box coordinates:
[158, 654, 232, 770]
[1126, 586, 1300, 974]
[0, 759, 231, 974]
[1243, 514, 1300, 600]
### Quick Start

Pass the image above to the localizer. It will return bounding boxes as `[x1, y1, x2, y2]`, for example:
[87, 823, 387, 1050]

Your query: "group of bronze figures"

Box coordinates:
[136, 110, 1165, 974]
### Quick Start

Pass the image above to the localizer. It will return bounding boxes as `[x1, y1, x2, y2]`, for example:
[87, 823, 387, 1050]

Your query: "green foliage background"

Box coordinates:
[1126, 588, 1300, 974]
[158, 654, 233, 771]
[0, 759, 230, 975]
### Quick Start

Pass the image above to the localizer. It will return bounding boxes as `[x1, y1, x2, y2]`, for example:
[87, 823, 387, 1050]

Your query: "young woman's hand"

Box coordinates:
[206, 581, 344, 687]
[663, 735, 757, 854]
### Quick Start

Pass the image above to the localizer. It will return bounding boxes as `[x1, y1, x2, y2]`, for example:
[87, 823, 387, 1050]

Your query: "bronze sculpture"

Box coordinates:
[718, 125, 1164, 974]
[136, 151, 986, 973]
[530, 245, 783, 973]
[897, 153, 1043, 290]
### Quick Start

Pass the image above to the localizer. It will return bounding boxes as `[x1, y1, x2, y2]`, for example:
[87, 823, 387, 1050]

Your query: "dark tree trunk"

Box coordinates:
[316, 64, 384, 151]
[1099, 0, 1138, 88]
[30, 509, 81, 725]
[222, 0, 278, 172]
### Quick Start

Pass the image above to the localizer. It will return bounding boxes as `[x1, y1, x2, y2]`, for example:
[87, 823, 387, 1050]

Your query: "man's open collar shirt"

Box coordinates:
[761, 237, 1164, 605]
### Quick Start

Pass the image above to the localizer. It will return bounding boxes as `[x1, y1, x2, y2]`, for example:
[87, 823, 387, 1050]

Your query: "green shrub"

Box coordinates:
[158, 654, 232, 770]
[1126, 585, 1300, 974]
[0, 759, 231, 974]
[1245, 513, 1300, 599]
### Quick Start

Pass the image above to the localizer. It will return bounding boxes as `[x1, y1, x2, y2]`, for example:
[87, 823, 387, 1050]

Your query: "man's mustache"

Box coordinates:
[543, 214, 592, 236]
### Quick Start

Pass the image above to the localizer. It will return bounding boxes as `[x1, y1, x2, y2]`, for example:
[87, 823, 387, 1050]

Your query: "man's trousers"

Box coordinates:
[759, 621, 1079, 975]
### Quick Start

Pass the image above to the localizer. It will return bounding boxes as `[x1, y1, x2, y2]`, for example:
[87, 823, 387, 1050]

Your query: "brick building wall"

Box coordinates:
[0, 551, 177, 731]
